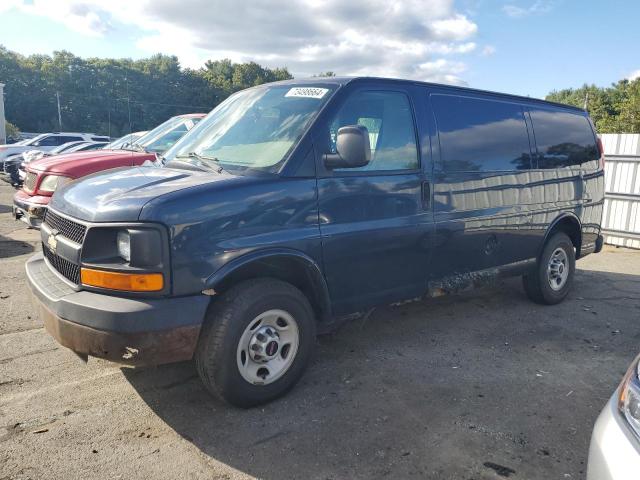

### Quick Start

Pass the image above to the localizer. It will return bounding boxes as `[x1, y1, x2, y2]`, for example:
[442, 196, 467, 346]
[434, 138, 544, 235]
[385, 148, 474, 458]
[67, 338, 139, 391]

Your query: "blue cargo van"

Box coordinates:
[26, 77, 605, 407]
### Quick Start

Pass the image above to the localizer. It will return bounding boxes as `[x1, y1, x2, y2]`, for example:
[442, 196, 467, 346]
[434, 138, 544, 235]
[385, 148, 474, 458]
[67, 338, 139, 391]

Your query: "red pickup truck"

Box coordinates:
[13, 113, 204, 227]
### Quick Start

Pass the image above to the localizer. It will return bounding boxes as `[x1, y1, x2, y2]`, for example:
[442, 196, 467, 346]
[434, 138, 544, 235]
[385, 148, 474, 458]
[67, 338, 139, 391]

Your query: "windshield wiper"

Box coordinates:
[176, 152, 227, 174]
[130, 143, 148, 153]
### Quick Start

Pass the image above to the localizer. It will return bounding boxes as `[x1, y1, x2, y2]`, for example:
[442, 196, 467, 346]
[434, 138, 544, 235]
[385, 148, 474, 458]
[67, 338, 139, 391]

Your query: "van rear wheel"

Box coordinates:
[523, 232, 576, 305]
[195, 278, 316, 408]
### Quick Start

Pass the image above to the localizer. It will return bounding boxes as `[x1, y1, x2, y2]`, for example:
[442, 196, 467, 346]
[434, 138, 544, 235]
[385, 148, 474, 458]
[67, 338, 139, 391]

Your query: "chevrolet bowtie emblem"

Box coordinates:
[47, 233, 58, 253]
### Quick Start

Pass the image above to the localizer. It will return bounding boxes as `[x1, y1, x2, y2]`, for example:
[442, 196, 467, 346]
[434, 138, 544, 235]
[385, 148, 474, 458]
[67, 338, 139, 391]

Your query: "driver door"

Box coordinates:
[315, 86, 433, 314]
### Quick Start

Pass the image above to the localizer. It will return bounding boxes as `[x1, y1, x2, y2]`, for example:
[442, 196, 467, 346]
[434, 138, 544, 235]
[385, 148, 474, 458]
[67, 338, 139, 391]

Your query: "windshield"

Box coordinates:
[163, 85, 336, 172]
[24, 134, 46, 146]
[51, 142, 84, 154]
[104, 132, 143, 150]
[135, 116, 201, 154]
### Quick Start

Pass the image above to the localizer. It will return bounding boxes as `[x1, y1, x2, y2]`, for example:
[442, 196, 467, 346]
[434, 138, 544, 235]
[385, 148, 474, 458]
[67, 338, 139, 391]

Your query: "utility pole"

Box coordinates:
[125, 77, 132, 134]
[56, 91, 62, 130]
[0, 83, 6, 144]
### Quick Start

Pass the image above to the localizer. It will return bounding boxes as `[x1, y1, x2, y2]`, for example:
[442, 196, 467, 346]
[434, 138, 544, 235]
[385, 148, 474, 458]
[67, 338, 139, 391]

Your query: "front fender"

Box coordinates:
[204, 247, 332, 319]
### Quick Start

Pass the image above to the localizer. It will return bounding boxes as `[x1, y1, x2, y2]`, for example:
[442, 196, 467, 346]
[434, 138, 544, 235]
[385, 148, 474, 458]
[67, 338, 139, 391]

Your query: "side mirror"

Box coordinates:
[324, 125, 371, 169]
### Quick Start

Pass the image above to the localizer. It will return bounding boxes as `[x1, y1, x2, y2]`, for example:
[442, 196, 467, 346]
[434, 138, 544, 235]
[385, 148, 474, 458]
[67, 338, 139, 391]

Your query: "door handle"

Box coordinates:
[422, 181, 431, 209]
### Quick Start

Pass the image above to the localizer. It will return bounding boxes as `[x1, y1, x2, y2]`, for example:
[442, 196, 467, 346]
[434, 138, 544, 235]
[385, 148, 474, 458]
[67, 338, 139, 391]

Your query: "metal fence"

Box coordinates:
[601, 134, 640, 249]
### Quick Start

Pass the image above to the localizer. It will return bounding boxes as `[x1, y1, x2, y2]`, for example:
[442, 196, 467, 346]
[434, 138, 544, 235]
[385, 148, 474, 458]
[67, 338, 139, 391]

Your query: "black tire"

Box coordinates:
[195, 278, 316, 408]
[523, 232, 576, 305]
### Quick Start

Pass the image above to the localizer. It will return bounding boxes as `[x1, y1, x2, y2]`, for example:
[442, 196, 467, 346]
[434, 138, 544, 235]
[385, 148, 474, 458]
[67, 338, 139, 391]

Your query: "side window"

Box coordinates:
[36, 135, 60, 147]
[432, 94, 532, 171]
[326, 90, 419, 172]
[530, 109, 598, 169]
[62, 136, 83, 143]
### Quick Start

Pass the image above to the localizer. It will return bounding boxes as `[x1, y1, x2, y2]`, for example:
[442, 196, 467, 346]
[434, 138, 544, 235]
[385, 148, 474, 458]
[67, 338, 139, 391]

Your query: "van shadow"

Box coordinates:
[123, 267, 640, 480]
[0, 233, 35, 258]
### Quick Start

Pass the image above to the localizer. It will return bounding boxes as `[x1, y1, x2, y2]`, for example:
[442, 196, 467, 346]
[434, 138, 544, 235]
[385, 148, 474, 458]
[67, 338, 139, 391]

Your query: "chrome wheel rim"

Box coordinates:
[236, 309, 299, 385]
[547, 247, 569, 291]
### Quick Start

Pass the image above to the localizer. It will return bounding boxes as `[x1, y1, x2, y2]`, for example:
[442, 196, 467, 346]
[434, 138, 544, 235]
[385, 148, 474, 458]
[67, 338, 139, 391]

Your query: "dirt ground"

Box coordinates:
[1, 178, 639, 480]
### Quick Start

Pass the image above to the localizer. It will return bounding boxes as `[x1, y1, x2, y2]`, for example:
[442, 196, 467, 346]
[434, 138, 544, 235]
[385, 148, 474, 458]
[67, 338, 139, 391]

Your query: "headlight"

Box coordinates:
[39, 175, 71, 192]
[619, 354, 640, 438]
[117, 230, 131, 262]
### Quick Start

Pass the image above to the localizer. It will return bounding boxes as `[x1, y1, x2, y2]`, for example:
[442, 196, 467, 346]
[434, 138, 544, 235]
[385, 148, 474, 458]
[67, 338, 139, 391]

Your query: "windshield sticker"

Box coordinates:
[285, 87, 329, 99]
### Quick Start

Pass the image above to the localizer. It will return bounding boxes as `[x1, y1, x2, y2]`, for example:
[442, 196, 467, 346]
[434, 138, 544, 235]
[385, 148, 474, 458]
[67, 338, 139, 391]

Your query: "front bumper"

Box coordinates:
[13, 190, 49, 228]
[587, 390, 640, 479]
[26, 253, 210, 366]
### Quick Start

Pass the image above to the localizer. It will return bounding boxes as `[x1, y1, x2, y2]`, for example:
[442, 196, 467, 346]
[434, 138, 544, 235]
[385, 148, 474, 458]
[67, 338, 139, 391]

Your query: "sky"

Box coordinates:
[0, 0, 638, 99]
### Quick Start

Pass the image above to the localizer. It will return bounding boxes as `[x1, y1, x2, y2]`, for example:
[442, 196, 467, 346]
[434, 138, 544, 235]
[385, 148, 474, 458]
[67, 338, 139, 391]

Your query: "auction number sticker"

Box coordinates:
[285, 87, 329, 99]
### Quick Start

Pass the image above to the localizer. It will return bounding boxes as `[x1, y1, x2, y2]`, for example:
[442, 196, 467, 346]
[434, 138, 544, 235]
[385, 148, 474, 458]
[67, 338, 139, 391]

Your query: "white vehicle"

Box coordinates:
[587, 353, 640, 479]
[22, 141, 92, 163]
[0, 132, 109, 161]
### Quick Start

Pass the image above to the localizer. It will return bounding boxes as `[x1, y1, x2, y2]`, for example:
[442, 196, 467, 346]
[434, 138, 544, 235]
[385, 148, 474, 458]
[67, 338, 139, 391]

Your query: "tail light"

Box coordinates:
[597, 137, 606, 170]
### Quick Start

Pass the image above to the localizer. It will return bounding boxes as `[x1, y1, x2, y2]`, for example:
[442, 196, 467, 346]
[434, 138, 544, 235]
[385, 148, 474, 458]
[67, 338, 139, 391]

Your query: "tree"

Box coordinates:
[546, 78, 640, 134]
[0, 46, 293, 135]
[5, 120, 19, 140]
[202, 59, 292, 98]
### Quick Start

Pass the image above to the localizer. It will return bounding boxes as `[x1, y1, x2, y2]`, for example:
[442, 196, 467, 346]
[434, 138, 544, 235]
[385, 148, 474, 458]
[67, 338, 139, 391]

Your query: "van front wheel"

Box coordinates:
[195, 278, 316, 408]
[523, 232, 576, 305]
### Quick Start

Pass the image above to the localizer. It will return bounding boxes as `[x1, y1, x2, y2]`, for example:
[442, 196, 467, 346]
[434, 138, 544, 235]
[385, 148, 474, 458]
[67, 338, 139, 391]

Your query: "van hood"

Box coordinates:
[28, 150, 152, 176]
[50, 166, 240, 222]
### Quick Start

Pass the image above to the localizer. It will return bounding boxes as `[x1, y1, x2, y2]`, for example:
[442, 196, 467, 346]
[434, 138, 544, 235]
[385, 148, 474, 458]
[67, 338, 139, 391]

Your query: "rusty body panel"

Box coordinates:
[35, 295, 201, 366]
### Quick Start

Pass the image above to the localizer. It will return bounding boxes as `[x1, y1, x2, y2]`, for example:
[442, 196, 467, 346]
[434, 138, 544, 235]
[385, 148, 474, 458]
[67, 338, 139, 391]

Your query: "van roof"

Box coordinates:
[271, 76, 586, 114]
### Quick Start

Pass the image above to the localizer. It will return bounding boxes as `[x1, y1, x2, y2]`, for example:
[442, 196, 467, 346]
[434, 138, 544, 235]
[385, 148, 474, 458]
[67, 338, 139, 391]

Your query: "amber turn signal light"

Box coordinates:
[81, 268, 164, 292]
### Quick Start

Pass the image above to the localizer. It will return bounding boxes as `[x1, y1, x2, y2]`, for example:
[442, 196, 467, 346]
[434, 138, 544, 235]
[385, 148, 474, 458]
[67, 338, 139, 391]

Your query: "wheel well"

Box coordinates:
[548, 216, 582, 258]
[213, 255, 330, 321]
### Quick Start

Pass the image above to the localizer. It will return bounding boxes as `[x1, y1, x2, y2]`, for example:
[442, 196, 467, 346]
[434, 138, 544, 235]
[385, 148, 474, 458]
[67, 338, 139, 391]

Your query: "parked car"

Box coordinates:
[0, 132, 109, 161]
[3, 142, 108, 187]
[1, 153, 26, 186]
[25, 78, 605, 407]
[24, 140, 97, 161]
[14, 141, 109, 183]
[587, 353, 640, 479]
[12, 115, 203, 227]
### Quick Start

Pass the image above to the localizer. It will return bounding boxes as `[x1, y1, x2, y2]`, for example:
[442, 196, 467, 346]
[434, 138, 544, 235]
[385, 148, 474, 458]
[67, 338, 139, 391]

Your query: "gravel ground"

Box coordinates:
[1, 178, 639, 480]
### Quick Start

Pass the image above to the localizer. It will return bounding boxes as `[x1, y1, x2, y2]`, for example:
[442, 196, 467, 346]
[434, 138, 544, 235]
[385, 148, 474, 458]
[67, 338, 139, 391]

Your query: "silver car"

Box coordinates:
[587, 354, 640, 479]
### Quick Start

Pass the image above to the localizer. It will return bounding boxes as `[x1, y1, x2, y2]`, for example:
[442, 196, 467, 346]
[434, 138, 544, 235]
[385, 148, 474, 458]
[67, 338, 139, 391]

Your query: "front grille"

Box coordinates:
[44, 210, 87, 244]
[24, 171, 37, 192]
[43, 246, 80, 284]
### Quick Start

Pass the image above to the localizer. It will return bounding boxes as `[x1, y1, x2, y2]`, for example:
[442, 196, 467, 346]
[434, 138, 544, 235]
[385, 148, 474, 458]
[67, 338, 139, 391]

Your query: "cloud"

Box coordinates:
[4, 0, 112, 36]
[627, 70, 640, 81]
[3, 0, 480, 84]
[503, 1, 554, 18]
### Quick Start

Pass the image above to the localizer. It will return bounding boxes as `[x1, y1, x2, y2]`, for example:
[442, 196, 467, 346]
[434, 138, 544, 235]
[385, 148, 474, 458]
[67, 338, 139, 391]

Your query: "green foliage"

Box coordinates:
[5, 120, 19, 140]
[546, 78, 640, 134]
[313, 72, 336, 77]
[0, 46, 292, 136]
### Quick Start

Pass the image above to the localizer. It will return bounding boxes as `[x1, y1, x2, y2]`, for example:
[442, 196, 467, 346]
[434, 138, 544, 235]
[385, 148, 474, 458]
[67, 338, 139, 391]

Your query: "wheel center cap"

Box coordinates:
[249, 326, 280, 362]
[265, 340, 279, 356]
